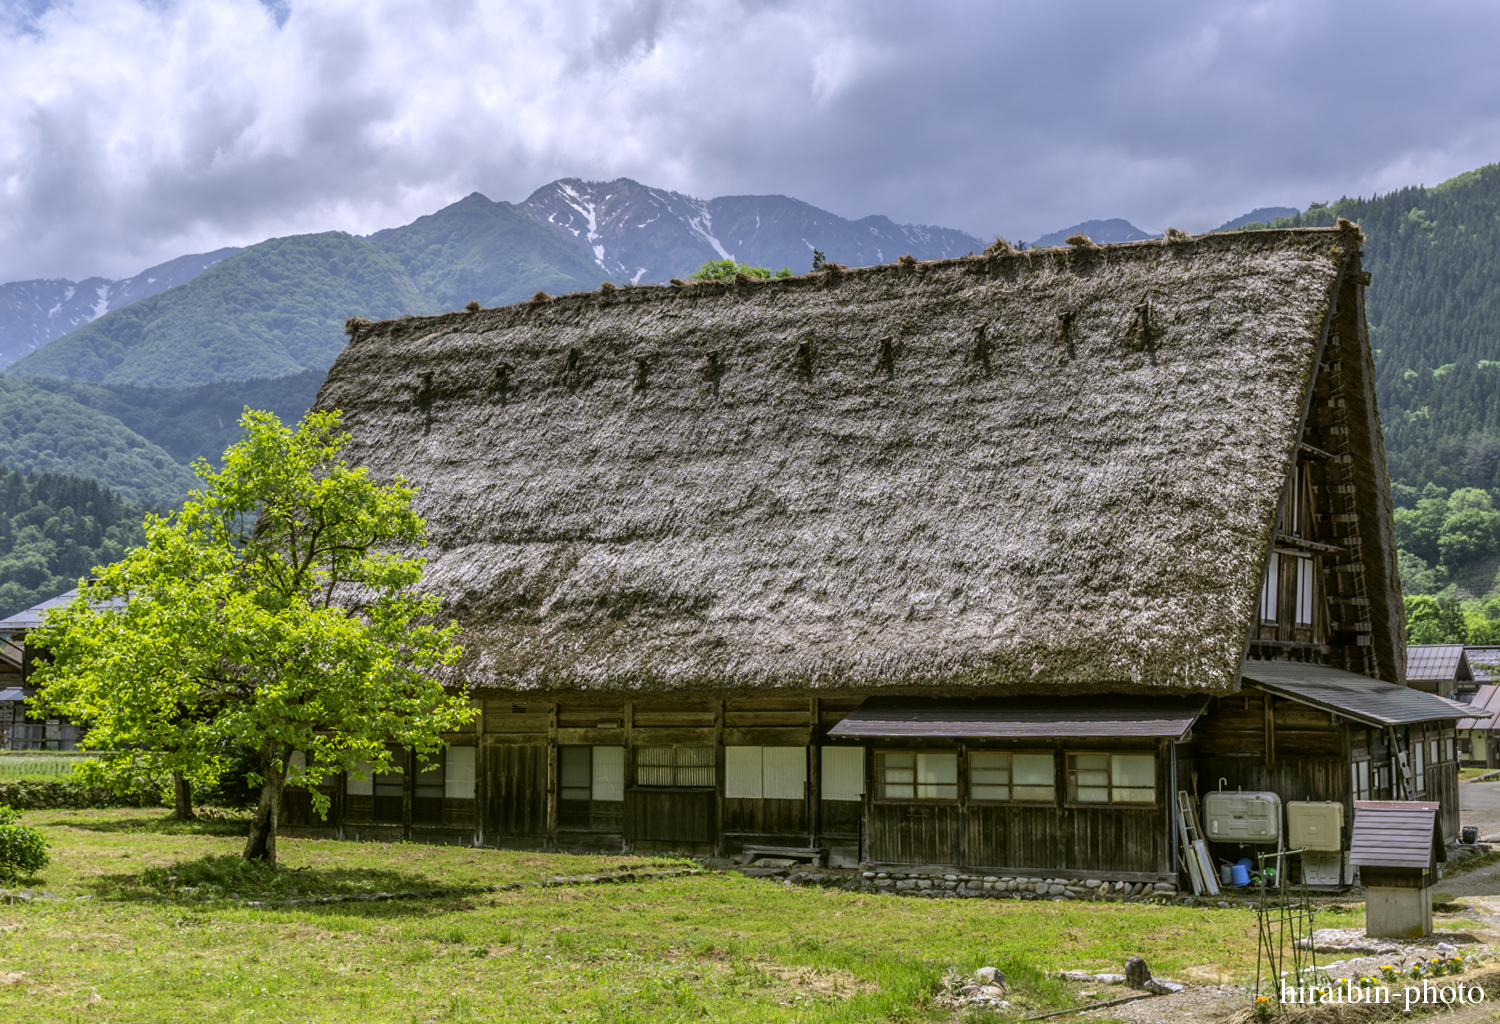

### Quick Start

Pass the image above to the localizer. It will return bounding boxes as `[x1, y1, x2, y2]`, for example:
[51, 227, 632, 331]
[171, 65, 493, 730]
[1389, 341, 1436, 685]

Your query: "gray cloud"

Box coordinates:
[1, 0, 1497, 281]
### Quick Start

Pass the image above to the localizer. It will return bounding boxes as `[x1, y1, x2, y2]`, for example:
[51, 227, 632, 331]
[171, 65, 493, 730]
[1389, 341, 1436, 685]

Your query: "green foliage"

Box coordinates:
[1394, 484, 1500, 600]
[0, 465, 156, 620]
[29, 408, 472, 863]
[9, 233, 431, 388]
[689, 259, 793, 281]
[0, 375, 198, 505]
[1398, 549, 1442, 596]
[1405, 593, 1467, 644]
[0, 805, 49, 880]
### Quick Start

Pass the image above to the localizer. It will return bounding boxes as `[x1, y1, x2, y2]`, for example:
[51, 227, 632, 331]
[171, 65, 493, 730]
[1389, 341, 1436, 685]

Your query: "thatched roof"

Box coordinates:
[317, 226, 1382, 694]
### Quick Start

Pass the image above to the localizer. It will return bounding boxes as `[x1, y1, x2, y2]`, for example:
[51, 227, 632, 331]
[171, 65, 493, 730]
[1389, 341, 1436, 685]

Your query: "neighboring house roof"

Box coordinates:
[1457, 684, 1500, 730]
[1406, 644, 1470, 683]
[0, 588, 82, 632]
[319, 226, 1392, 694]
[1241, 661, 1472, 726]
[1467, 647, 1500, 683]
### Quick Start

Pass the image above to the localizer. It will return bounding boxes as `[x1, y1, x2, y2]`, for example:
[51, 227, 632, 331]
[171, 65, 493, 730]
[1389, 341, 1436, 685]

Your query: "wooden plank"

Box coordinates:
[724, 711, 809, 727]
[546, 702, 558, 848]
[723, 727, 811, 747]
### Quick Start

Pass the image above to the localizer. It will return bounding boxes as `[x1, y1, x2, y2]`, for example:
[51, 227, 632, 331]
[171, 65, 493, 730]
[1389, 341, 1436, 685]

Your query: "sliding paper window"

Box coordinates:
[970, 752, 1055, 802]
[559, 746, 625, 829]
[725, 747, 807, 799]
[1066, 752, 1155, 804]
[877, 751, 957, 800]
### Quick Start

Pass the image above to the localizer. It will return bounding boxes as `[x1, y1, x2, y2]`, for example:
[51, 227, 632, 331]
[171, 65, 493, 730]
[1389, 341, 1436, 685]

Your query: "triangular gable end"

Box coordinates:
[1244, 248, 1405, 687]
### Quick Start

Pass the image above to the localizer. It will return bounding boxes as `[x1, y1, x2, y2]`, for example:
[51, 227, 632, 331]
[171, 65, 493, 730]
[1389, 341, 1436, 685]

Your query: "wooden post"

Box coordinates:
[808, 696, 821, 856]
[473, 699, 486, 849]
[623, 701, 634, 852]
[714, 698, 726, 859]
[402, 746, 414, 841]
[546, 701, 558, 851]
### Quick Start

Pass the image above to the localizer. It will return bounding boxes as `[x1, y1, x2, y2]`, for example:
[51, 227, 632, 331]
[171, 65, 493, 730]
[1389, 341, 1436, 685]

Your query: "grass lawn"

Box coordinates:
[0, 808, 1309, 1023]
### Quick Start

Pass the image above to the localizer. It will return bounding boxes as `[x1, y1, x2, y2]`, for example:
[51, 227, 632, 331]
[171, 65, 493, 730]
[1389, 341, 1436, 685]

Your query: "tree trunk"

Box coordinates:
[172, 772, 194, 820]
[242, 761, 283, 866]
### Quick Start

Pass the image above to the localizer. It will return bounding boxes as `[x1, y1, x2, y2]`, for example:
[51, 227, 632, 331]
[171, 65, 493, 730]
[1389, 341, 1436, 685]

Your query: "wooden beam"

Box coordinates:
[1300, 441, 1337, 461]
[1275, 532, 1345, 555]
[1265, 697, 1275, 768]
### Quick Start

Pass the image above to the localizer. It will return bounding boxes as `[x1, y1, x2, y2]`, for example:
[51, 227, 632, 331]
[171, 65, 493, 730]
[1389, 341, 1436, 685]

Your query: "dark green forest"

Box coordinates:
[0, 468, 154, 620]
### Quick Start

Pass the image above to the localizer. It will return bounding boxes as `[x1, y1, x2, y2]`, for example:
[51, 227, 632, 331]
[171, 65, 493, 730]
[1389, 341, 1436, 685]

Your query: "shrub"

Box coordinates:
[0, 805, 49, 880]
[690, 259, 792, 282]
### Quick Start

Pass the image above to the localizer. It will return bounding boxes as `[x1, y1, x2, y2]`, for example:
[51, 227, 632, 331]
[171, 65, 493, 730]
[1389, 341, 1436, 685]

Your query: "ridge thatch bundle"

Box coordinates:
[317, 226, 1381, 694]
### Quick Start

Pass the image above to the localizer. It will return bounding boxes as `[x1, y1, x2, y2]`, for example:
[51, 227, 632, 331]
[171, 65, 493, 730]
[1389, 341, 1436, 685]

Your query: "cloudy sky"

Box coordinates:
[2, 0, 1498, 282]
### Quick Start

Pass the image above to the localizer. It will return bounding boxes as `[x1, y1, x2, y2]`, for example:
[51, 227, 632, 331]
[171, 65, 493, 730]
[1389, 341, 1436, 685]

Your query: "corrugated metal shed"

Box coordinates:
[828, 696, 1208, 739]
[1406, 644, 1470, 683]
[1349, 801, 1442, 869]
[1240, 662, 1469, 727]
[1458, 685, 1500, 731]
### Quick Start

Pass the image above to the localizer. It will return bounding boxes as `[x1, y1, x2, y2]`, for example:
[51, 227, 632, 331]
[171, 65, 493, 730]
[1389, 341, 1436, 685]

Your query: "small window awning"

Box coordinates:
[0, 688, 22, 702]
[827, 696, 1209, 740]
[1240, 661, 1477, 727]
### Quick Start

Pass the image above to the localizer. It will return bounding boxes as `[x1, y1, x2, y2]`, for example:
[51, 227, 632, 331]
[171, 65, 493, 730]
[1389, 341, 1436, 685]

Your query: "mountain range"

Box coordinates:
[0, 247, 240, 368]
[1, 180, 984, 388]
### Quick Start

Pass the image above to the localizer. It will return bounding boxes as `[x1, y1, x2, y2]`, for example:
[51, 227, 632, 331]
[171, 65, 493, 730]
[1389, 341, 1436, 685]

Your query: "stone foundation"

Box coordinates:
[756, 867, 1178, 900]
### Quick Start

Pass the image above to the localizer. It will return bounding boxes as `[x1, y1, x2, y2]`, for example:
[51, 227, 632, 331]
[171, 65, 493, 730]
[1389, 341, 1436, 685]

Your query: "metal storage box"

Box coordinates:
[1203, 791, 1281, 842]
[1286, 800, 1344, 852]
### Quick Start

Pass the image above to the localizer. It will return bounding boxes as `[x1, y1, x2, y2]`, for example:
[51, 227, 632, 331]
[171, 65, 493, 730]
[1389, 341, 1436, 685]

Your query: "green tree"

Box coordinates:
[690, 258, 793, 281]
[1393, 490, 1448, 565]
[29, 409, 471, 866]
[1405, 593, 1467, 644]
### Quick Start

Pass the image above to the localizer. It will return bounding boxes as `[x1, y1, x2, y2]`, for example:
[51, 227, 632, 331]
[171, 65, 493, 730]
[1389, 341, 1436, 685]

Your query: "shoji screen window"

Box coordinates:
[1351, 759, 1371, 801]
[969, 752, 1055, 803]
[1295, 556, 1315, 628]
[1066, 752, 1155, 805]
[876, 751, 957, 801]
[820, 747, 864, 801]
[1260, 558, 1280, 624]
[725, 747, 807, 800]
[559, 746, 626, 828]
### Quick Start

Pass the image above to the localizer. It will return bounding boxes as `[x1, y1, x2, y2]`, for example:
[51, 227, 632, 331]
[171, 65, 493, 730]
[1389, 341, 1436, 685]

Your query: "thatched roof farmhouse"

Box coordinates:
[296, 226, 1467, 890]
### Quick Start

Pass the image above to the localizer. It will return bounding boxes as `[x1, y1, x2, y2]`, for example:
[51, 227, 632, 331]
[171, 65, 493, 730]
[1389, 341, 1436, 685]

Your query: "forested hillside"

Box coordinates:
[0, 376, 198, 505]
[9, 233, 430, 387]
[0, 468, 153, 620]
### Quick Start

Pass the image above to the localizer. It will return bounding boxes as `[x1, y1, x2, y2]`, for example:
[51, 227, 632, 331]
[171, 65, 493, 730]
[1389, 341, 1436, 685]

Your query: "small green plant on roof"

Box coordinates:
[689, 258, 792, 281]
[29, 409, 472, 869]
[0, 805, 49, 881]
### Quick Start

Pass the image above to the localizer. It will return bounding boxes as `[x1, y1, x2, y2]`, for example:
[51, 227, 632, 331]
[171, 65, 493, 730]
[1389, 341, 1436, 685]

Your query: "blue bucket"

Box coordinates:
[1230, 863, 1251, 887]
[1236, 857, 1254, 869]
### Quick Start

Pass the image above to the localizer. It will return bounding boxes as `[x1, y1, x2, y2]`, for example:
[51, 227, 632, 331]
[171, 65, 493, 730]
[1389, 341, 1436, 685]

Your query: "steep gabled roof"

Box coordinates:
[318, 226, 1390, 693]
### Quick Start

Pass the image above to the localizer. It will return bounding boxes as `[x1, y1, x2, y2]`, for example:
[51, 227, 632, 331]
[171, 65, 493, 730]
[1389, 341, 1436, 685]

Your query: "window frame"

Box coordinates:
[634, 745, 716, 788]
[873, 749, 959, 803]
[1064, 750, 1157, 807]
[966, 749, 1057, 804]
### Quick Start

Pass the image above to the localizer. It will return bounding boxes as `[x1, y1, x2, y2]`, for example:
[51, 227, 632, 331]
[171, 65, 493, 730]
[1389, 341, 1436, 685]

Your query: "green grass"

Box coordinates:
[0, 808, 1282, 1023]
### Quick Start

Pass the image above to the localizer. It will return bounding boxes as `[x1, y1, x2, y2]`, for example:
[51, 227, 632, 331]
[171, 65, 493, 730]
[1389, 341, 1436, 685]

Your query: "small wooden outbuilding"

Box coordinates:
[1349, 800, 1444, 938]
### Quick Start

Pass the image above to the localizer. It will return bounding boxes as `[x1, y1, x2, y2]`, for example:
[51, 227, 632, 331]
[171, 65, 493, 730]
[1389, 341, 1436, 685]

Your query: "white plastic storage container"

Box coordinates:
[1202, 791, 1281, 842]
[1286, 800, 1344, 852]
